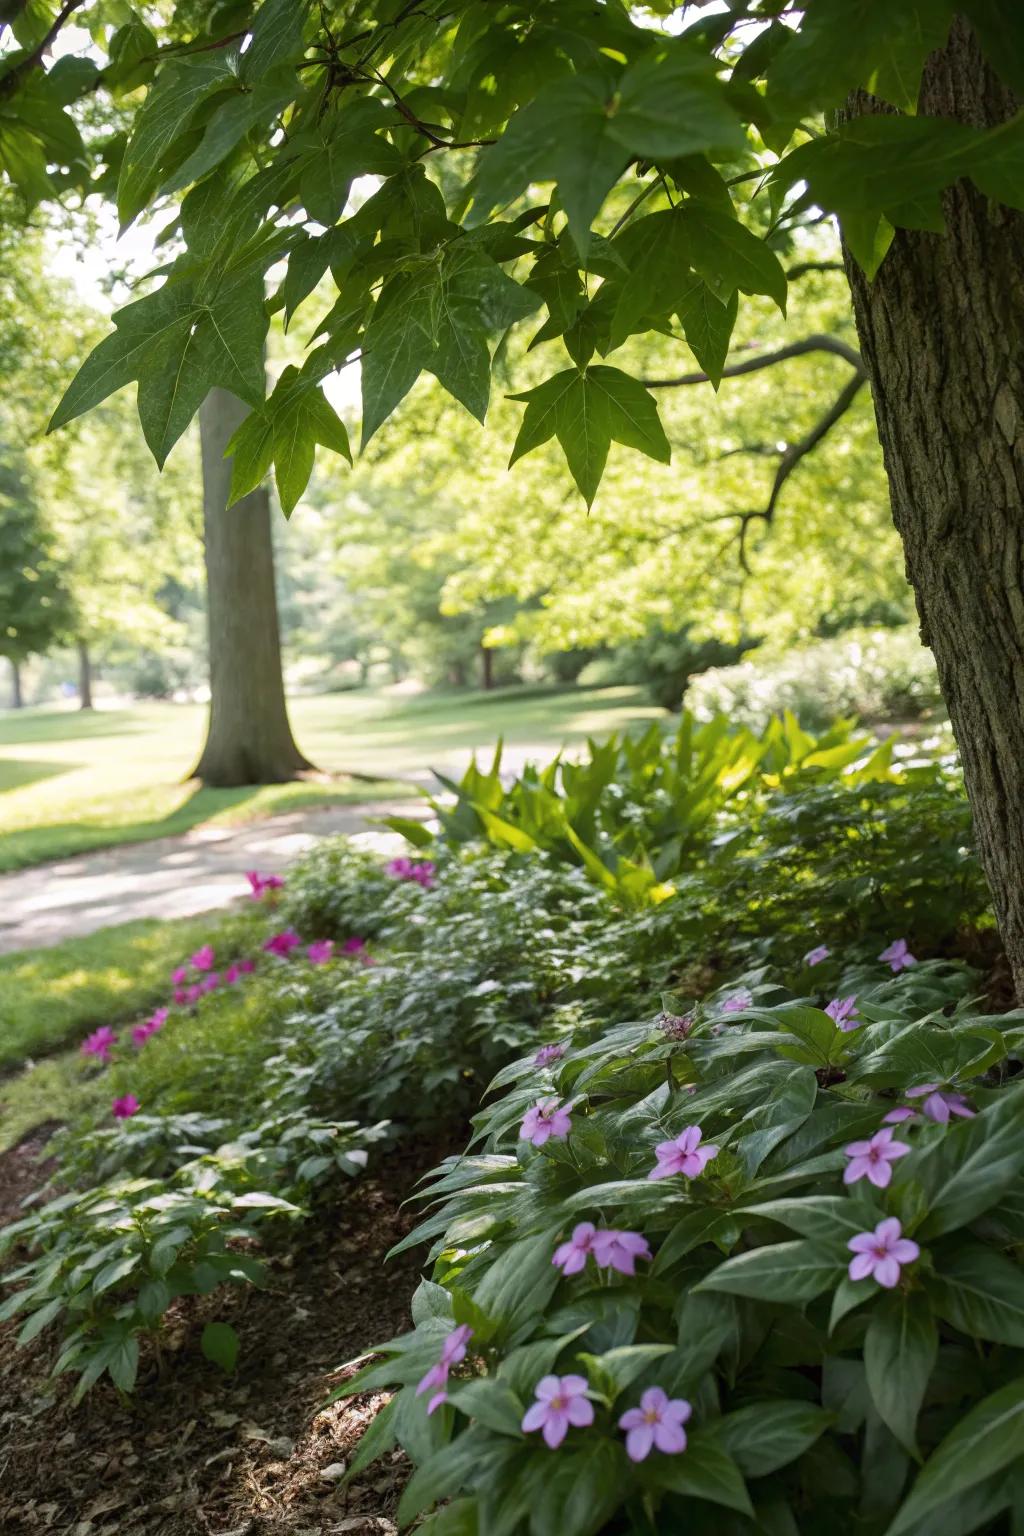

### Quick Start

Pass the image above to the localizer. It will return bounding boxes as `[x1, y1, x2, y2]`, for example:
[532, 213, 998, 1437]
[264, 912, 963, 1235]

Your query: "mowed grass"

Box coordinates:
[0, 685, 661, 872]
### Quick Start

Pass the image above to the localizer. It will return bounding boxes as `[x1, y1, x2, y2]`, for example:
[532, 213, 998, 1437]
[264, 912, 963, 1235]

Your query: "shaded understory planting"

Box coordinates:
[2, 712, 1019, 1536]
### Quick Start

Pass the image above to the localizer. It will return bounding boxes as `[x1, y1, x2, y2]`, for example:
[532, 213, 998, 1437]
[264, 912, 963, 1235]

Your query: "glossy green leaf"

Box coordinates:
[865, 1290, 937, 1455]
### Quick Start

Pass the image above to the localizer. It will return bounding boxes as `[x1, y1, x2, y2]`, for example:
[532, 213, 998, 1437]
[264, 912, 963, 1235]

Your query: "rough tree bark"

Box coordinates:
[191, 388, 313, 786]
[9, 656, 22, 708]
[77, 639, 93, 710]
[843, 16, 1024, 993]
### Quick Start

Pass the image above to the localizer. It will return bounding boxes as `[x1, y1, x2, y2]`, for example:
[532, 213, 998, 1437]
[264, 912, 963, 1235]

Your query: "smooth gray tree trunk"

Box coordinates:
[843, 16, 1024, 993]
[9, 656, 22, 709]
[77, 640, 93, 711]
[192, 388, 313, 786]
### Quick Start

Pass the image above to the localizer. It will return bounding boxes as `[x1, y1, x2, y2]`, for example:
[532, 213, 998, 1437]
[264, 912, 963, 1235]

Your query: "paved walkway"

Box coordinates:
[0, 802, 431, 954]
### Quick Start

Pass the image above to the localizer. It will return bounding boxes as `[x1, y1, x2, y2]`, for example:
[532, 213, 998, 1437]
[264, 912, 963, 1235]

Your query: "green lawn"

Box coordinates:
[0, 685, 660, 872]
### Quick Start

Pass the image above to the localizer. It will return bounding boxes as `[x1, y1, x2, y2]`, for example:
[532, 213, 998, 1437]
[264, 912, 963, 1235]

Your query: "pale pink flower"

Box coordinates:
[648, 1125, 719, 1181]
[520, 1098, 572, 1146]
[112, 1094, 140, 1119]
[440, 1325, 472, 1367]
[883, 1106, 917, 1125]
[522, 1374, 594, 1449]
[906, 1083, 975, 1123]
[264, 929, 302, 957]
[720, 989, 752, 1014]
[591, 1229, 652, 1276]
[415, 1326, 472, 1414]
[535, 1043, 566, 1067]
[804, 945, 831, 966]
[880, 938, 917, 972]
[843, 1127, 911, 1188]
[81, 1026, 117, 1062]
[825, 995, 861, 1030]
[848, 1217, 919, 1287]
[619, 1387, 692, 1462]
[307, 940, 334, 965]
[553, 1223, 597, 1275]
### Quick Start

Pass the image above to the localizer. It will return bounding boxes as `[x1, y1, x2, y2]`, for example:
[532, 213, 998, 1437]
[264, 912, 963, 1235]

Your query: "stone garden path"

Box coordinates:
[0, 801, 431, 954]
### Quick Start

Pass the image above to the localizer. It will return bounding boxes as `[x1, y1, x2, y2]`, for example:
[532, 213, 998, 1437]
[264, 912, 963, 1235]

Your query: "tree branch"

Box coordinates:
[642, 333, 864, 388]
[0, 0, 86, 99]
[786, 260, 847, 280]
[763, 370, 868, 523]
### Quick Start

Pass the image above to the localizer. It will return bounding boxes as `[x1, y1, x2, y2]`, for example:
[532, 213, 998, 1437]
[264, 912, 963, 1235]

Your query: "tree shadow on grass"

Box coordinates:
[0, 758, 80, 795]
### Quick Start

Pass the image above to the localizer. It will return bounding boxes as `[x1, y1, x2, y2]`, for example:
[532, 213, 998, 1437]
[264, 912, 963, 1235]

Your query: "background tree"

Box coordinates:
[0, 449, 72, 706]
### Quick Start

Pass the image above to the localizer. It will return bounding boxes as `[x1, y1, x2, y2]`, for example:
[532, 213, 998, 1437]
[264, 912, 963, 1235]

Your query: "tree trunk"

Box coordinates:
[191, 388, 314, 786]
[77, 640, 93, 710]
[9, 656, 22, 708]
[481, 645, 494, 691]
[842, 16, 1024, 993]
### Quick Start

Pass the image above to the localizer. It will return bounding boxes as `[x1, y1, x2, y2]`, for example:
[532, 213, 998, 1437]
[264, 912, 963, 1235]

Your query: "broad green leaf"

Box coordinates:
[360, 265, 443, 447]
[650, 1432, 754, 1516]
[298, 97, 403, 226]
[678, 203, 788, 312]
[886, 1375, 1024, 1535]
[929, 1244, 1024, 1346]
[107, 1332, 140, 1394]
[92, 1253, 141, 1295]
[118, 52, 238, 225]
[607, 43, 746, 159]
[714, 1400, 832, 1478]
[446, 1376, 525, 1436]
[243, 0, 312, 80]
[913, 1089, 1024, 1237]
[201, 1320, 240, 1374]
[696, 1240, 841, 1303]
[17, 1296, 63, 1345]
[865, 1290, 937, 1455]
[160, 82, 294, 195]
[678, 281, 738, 387]
[428, 246, 541, 421]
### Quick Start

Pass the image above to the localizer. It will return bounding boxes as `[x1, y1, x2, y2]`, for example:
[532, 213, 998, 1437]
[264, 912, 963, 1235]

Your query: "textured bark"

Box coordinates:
[77, 640, 93, 711]
[842, 16, 1024, 992]
[9, 657, 22, 709]
[192, 388, 313, 787]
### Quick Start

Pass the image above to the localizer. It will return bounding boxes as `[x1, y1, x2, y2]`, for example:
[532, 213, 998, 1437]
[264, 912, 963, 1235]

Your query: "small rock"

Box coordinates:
[319, 1461, 347, 1481]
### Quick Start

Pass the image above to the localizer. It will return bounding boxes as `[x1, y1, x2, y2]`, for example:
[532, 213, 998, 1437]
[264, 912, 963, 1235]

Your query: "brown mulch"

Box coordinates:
[0, 1136, 453, 1536]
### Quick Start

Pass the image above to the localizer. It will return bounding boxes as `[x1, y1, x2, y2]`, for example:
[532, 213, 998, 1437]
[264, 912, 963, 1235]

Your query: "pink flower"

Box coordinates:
[264, 929, 302, 957]
[307, 940, 334, 965]
[522, 1374, 594, 1449]
[112, 1094, 140, 1119]
[535, 1043, 566, 1067]
[591, 1229, 652, 1276]
[883, 1106, 917, 1124]
[171, 966, 189, 985]
[648, 1125, 719, 1181]
[246, 870, 284, 900]
[520, 1098, 573, 1146]
[619, 1387, 692, 1462]
[341, 936, 372, 963]
[131, 1022, 154, 1047]
[415, 1326, 472, 1414]
[237, 958, 256, 974]
[804, 944, 831, 966]
[200, 973, 220, 993]
[224, 963, 241, 984]
[720, 989, 752, 1014]
[173, 987, 188, 1005]
[81, 1026, 117, 1062]
[906, 1083, 975, 1123]
[184, 983, 202, 1007]
[191, 944, 215, 972]
[825, 995, 861, 1030]
[553, 1222, 597, 1275]
[880, 938, 917, 972]
[848, 1217, 920, 1288]
[440, 1325, 472, 1367]
[387, 857, 437, 888]
[843, 1127, 911, 1188]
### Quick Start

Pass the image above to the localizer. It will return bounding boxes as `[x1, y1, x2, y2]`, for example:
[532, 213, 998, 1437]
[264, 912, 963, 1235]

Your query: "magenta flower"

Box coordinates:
[191, 944, 215, 972]
[341, 936, 372, 963]
[648, 1125, 719, 1181]
[619, 1387, 692, 1462]
[81, 1026, 117, 1063]
[848, 1217, 920, 1288]
[825, 995, 861, 1030]
[804, 944, 831, 966]
[112, 1094, 140, 1119]
[592, 1229, 652, 1276]
[535, 1043, 566, 1067]
[522, 1374, 594, 1449]
[880, 938, 917, 972]
[415, 1326, 473, 1414]
[307, 939, 334, 965]
[264, 928, 302, 958]
[131, 1022, 153, 1047]
[553, 1222, 596, 1275]
[224, 963, 241, 985]
[200, 973, 220, 993]
[173, 987, 188, 1006]
[171, 966, 189, 985]
[387, 857, 437, 888]
[520, 1098, 573, 1147]
[883, 1105, 917, 1125]
[906, 1083, 975, 1123]
[238, 957, 256, 974]
[246, 870, 285, 900]
[720, 988, 752, 1014]
[843, 1127, 911, 1188]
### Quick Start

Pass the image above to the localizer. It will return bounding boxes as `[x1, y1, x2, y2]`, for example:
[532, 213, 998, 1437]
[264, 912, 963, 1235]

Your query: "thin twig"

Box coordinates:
[642, 332, 864, 388]
[0, 0, 86, 99]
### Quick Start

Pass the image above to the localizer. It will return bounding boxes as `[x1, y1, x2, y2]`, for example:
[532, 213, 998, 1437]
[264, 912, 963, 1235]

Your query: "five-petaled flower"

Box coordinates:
[880, 938, 917, 972]
[804, 944, 831, 966]
[843, 1127, 910, 1188]
[264, 929, 302, 957]
[246, 870, 284, 900]
[415, 1325, 473, 1415]
[825, 995, 861, 1030]
[618, 1388, 692, 1462]
[191, 945, 215, 972]
[552, 1224, 651, 1277]
[720, 989, 752, 1014]
[81, 1026, 117, 1062]
[535, 1043, 566, 1067]
[112, 1094, 140, 1119]
[848, 1217, 920, 1288]
[520, 1098, 572, 1146]
[307, 940, 335, 965]
[648, 1125, 719, 1181]
[522, 1374, 594, 1449]
[906, 1083, 975, 1123]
